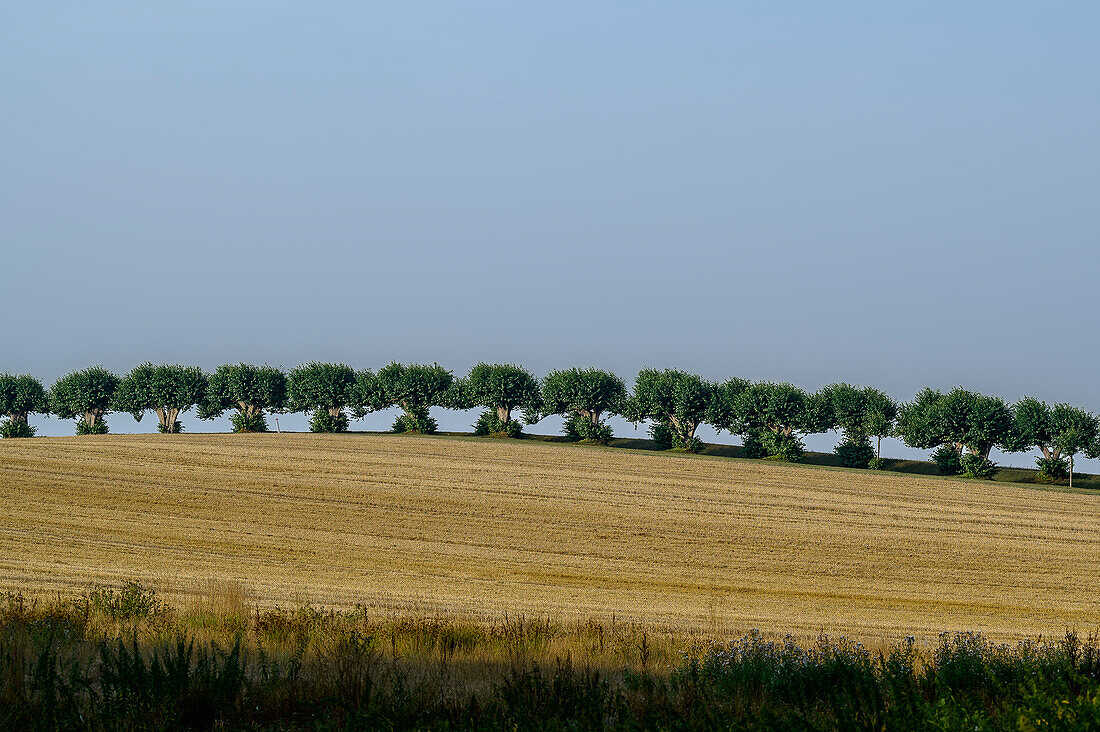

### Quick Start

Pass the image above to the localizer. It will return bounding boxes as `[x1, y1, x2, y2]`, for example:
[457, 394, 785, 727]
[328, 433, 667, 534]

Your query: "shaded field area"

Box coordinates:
[6, 586, 1100, 730]
[2, 433, 1100, 643]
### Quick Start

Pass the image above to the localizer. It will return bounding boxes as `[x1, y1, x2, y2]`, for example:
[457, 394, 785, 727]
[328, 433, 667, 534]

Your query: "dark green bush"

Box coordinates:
[230, 412, 268, 433]
[1036, 456, 1069, 481]
[834, 438, 874, 469]
[392, 409, 437, 434]
[868, 457, 886, 471]
[740, 430, 768, 458]
[563, 414, 614, 445]
[932, 446, 962, 475]
[75, 418, 109, 435]
[961, 453, 998, 479]
[0, 419, 35, 438]
[765, 433, 804, 462]
[473, 410, 522, 438]
[82, 581, 165, 621]
[310, 409, 349, 433]
[156, 420, 183, 434]
[649, 420, 673, 450]
[671, 433, 705, 453]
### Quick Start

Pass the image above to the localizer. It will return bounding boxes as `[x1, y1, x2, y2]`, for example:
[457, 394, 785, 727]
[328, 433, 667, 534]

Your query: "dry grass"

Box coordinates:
[2, 432, 1099, 644]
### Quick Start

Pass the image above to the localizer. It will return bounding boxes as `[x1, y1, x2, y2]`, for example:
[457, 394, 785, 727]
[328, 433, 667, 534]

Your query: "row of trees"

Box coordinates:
[2, 364, 1097, 482]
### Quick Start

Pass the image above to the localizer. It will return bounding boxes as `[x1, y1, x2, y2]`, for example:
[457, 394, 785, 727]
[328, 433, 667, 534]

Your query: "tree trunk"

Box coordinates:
[876, 435, 882, 459]
[328, 406, 342, 418]
[10, 412, 28, 424]
[155, 407, 168, 430]
[496, 406, 511, 424]
[1070, 454, 1074, 489]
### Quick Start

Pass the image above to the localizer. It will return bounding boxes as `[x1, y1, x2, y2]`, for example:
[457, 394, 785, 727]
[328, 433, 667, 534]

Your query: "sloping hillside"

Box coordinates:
[2, 433, 1098, 642]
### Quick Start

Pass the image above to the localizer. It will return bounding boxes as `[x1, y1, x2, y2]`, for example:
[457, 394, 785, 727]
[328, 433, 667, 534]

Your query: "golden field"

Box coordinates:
[1, 432, 1098, 644]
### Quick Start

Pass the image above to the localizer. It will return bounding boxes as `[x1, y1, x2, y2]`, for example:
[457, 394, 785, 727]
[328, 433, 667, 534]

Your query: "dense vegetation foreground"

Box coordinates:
[3, 433, 1100, 642]
[4, 585, 1100, 730]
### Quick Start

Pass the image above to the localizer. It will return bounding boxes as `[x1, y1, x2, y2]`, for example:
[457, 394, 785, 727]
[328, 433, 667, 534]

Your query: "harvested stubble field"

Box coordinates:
[2, 433, 1099, 644]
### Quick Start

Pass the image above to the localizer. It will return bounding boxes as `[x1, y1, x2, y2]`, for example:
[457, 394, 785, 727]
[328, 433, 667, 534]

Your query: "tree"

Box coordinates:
[49, 366, 119, 434]
[541, 367, 627, 444]
[895, 387, 1013, 476]
[818, 384, 898, 467]
[453, 363, 541, 437]
[1007, 398, 1098, 482]
[711, 381, 828, 462]
[0, 373, 49, 438]
[376, 362, 453, 434]
[863, 388, 898, 462]
[113, 363, 207, 433]
[625, 369, 713, 452]
[287, 363, 359, 433]
[198, 364, 286, 432]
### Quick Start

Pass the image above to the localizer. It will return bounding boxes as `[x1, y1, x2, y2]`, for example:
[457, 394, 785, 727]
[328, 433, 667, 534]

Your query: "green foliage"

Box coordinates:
[287, 363, 358, 430]
[1007, 398, 1098, 468]
[1035, 456, 1069, 481]
[627, 368, 713, 450]
[392, 409, 438, 434]
[309, 409, 349, 433]
[376, 362, 452, 433]
[49, 366, 119, 433]
[712, 380, 824, 461]
[740, 430, 768, 458]
[960, 453, 998, 479]
[351, 369, 387, 418]
[458, 363, 541, 432]
[157, 421, 183, 434]
[229, 412, 268, 433]
[898, 387, 1013, 463]
[0, 373, 49, 424]
[764, 432, 804, 462]
[113, 363, 207, 433]
[76, 417, 109, 435]
[834, 438, 875, 469]
[819, 384, 898, 454]
[199, 363, 286, 431]
[0, 419, 36, 438]
[563, 413, 614, 444]
[649, 420, 673, 450]
[83, 581, 165, 621]
[474, 410, 522, 438]
[932, 445, 962, 475]
[868, 457, 886, 470]
[542, 368, 626, 443]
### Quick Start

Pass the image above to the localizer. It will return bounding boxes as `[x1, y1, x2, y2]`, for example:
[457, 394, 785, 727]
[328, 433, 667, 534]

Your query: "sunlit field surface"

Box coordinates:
[3, 433, 1098, 643]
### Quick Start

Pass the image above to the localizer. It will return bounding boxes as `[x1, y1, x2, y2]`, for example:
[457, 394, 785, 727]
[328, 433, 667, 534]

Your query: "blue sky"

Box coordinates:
[2, 2, 1099, 465]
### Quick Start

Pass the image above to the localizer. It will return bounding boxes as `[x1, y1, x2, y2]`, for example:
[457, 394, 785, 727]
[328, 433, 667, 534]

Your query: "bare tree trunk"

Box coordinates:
[496, 406, 511, 424]
[84, 411, 99, 427]
[328, 406, 342, 418]
[1070, 454, 1074, 489]
[11, 412, 28, 424]
[876, 435, 882, 459]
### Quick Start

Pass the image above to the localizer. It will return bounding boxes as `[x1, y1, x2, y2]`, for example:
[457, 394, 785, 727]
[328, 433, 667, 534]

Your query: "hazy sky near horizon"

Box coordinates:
[3, 2, 1099, 463]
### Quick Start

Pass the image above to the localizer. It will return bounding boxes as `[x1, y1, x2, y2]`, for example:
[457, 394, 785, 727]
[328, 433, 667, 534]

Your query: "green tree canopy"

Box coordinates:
[818, 383, 898, 457]
[49, 366, 119, 433]
[540, 367, 627, 444]
[896, 387, 1013, 460]
[453, 363, 541, 428]
[541, 368, 627, 427]
[0, 373, 49, 424]
[287, 362, 359, 432]
[113, 363, 207, 433]
[198, 364, 287, 432]
[376, 362, 453, 433]
[625, 368, 713, 450]
[1006, 398, 1098, 462]
[711, 380, 829, 460]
